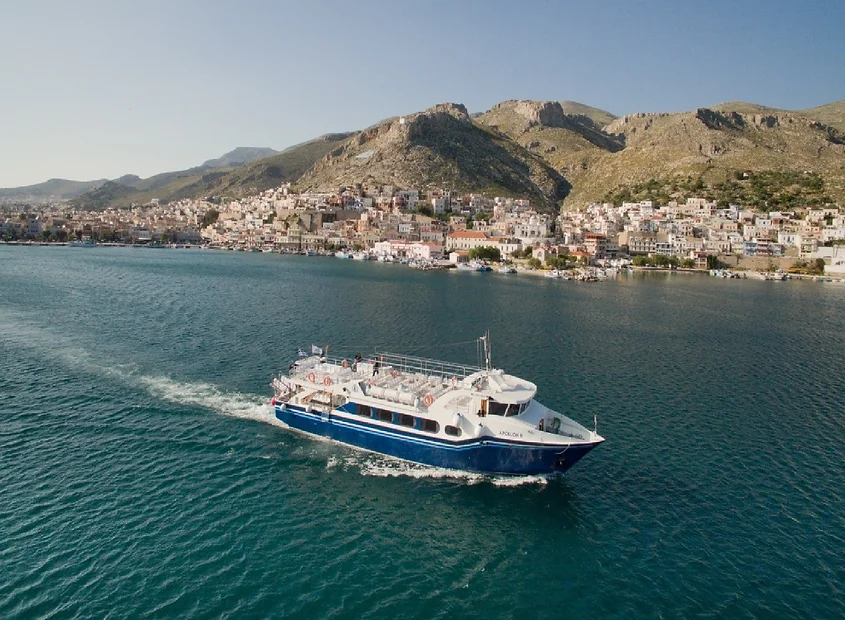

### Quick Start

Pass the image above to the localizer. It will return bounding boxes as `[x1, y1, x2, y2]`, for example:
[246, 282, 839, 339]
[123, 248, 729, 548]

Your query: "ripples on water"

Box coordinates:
[1, 247, 843, 618]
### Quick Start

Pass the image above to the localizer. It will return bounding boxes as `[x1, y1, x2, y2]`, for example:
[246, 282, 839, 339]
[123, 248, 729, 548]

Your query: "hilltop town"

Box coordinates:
[3, 182, 844, 276]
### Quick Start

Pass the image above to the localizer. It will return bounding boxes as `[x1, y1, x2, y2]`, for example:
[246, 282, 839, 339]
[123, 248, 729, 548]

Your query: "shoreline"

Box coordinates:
[3, 241, 842, 284]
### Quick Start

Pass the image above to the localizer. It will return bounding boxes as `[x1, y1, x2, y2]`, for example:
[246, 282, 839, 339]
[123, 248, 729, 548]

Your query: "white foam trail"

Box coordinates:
[0, 308, 286, 430]
[329, 452, 549, 486]
[139, 375, 286, 428]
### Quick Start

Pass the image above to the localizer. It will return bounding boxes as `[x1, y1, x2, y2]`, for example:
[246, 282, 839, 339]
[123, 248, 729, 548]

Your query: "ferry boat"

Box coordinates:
[270, 335, 604, 475]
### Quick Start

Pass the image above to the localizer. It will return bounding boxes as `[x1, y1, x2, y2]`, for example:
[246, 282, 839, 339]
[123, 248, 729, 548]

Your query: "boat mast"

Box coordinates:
[480, 331, 492, 370]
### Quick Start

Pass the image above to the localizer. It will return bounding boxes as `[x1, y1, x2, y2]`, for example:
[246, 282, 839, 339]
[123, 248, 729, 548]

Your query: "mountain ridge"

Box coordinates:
[6, 98, 845, 210]
[0, 146, 285, 203]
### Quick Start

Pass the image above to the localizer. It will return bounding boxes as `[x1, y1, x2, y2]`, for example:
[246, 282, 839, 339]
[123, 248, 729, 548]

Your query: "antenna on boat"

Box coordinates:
[480, 331, 492, 370]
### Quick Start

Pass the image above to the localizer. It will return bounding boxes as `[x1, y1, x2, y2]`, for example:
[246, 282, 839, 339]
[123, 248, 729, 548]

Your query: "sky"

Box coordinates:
[1, 0, 844, 187]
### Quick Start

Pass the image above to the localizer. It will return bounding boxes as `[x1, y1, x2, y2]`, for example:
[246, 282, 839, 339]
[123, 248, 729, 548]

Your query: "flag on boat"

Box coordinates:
[297, 348, 307, 358]
[311, 345, 323, 356]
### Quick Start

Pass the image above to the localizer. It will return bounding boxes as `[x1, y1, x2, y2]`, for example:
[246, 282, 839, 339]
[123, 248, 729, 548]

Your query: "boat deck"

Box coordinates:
[287, 354, 483, 405]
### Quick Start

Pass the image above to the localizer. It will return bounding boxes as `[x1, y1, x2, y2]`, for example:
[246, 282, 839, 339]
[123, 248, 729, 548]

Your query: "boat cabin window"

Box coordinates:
[356, 404, 372, 418]
[377, 409, 393, 423]
[508, 402, 529, 417]
[486, 400, 527, 417]
[445, 425, 462, 437]
[398, 414, 414, 428]
[421, 419, 439, 434]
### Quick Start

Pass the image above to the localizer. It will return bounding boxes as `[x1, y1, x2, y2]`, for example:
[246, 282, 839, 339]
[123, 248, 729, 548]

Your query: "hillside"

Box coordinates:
[206, 133, 354, 197]
[298, 103, 569, 208]
[202, 147, 279, 168]
[0, 178, 107, 201]
[474, 100, 625, 199]
[68, 181, 139, 210]
[65, 136, 351, 209]
[559, 101, 617, 127]
[8, 98, 845, 212]
[561, 104, 845, 207]
[800, 100, 845, 133]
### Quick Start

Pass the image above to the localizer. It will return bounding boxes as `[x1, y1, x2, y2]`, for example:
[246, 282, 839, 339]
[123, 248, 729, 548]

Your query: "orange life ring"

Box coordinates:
[341, 359, 349, 369]
[391, 370, 399, 378]
[307, 372, 316, 383]
[323, 376, 333, 386]
[423, 393, 434, 407]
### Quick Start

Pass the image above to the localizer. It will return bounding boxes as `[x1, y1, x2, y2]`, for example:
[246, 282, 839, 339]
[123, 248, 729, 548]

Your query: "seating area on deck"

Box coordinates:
[289, 353, 484, 407]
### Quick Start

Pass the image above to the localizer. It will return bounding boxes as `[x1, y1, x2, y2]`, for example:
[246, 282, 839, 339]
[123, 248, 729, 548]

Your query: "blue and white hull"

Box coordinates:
[274, 403, 601, 475]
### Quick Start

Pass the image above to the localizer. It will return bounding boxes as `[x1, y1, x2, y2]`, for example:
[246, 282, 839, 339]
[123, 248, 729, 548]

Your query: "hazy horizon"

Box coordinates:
[2, 0, 844, 187]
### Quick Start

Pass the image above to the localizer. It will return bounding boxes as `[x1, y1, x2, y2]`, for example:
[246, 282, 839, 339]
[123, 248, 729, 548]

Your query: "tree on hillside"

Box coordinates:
[201, 209, 220, 228]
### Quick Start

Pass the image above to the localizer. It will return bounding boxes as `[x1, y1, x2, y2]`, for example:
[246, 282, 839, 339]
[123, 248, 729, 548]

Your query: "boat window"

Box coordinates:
[487, 400, 509, 416]
[505, 403, 526, 417]
[421, 419, 439, 433]
[356, 404, 372, 418]
[377, 409, 393, 423]
[445, 425, 462, 437]
[398, 414, 414, 428]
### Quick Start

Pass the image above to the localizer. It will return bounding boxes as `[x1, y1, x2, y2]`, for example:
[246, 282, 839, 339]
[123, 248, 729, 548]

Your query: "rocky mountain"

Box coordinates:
[475, 100, 624, 184]
[564, 103, 845, 207]
[298, 103, 569, 208]
[9, 98, 845, 211]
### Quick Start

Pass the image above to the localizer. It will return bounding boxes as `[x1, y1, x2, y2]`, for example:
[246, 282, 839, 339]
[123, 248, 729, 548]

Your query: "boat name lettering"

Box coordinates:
[498, 430, 523, 438]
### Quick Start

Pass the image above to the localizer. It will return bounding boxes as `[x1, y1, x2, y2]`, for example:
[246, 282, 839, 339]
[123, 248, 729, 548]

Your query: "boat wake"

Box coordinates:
[138, 376, 286, 428]
[326, 453, 550, 486]
[134, 377, 547, 486]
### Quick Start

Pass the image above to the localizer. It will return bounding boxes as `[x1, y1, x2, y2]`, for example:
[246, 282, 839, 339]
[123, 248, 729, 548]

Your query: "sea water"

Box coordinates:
[1, 247, 843, 618]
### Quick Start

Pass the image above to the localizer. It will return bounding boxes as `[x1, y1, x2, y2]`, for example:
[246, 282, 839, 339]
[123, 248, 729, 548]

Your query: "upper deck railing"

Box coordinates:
[288, 352, 483, 379]
[370, 352, 483, 380]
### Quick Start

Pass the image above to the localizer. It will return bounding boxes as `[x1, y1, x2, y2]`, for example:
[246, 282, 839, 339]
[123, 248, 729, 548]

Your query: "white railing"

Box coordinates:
[370, 352, 482, 380]
[286, 352, 483, 385]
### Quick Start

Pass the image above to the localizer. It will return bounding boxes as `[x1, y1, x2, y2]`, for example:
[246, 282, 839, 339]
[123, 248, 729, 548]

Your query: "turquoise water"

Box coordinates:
[1, 247, 843, 618]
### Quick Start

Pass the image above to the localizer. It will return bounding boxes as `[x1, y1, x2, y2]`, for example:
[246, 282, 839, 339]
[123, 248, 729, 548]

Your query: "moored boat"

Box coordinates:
[270, 335, 604, 475]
